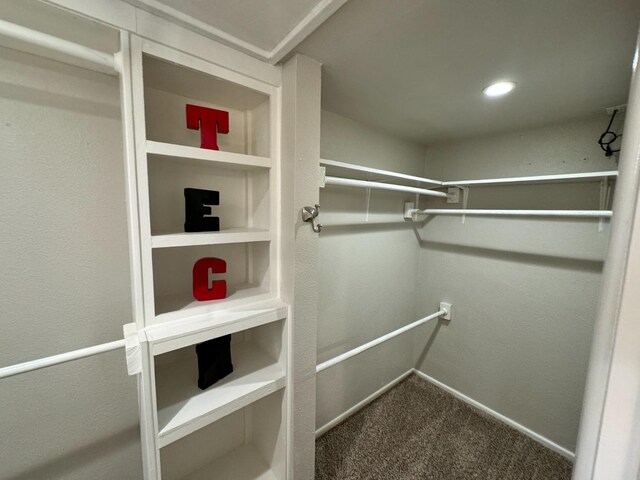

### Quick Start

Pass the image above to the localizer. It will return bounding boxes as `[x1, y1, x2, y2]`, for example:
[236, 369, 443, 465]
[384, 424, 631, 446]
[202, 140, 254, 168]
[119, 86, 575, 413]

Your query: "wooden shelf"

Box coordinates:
[151, 229, 271, 249]
[145, 298, 287, 355]
[156, 342, 286, 447]
[147, 140, 271, 170]
[155, 284, 273, 321]
[182, 444, 277, 480]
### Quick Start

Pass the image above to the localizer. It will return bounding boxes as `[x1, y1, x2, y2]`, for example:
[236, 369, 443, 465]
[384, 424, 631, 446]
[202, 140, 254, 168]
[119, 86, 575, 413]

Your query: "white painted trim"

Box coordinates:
[40, 0, 282, 86]
[140, 41, 275, 95]
[121, 0, 348, 64]
[124, 0, 271, 59]
[573, 32, 640, 480]
[269, 0, 349, 64]
[315, 369, 413, 437]
[134, 9, 281, 87]
[412, 369, 575, 461]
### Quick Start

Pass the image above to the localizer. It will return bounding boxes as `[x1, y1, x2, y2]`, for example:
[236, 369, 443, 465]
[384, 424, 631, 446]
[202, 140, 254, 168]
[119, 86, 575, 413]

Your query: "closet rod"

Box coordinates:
[412, 209, 613, 218]
[321, 159, 443, 185]
[0, 339, 125, 380]
[0, 19, 118, 74]
[442, 170, 618, 186]
[316, 309, 447, 373]
[325, 176, 448, 198]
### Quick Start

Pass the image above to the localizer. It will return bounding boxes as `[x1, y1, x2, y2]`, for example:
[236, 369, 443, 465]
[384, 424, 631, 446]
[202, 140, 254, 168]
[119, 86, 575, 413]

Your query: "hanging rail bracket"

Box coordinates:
[123, 323, 143, 376]
[318, 166, 326, 188]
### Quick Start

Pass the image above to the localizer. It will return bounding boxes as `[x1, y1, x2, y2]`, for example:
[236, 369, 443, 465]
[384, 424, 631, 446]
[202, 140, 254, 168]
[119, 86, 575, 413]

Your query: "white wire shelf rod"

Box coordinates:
[0, 19, 117, 75]
[325, 176, 448, 198]
[412, 209, 613, 218]
[0, 339, 126, 380]
[316, 309, 446, 373]
[442, 170, 618, 186]
[321, 159, 443, 185]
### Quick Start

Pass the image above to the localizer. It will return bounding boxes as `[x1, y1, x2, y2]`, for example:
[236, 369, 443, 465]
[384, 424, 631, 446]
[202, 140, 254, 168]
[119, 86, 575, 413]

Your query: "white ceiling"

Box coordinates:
[123, 0, 348, 62]
[294, 0, 640, 144]
[124, 0, 640, 145]
[150, 0, 320, 51]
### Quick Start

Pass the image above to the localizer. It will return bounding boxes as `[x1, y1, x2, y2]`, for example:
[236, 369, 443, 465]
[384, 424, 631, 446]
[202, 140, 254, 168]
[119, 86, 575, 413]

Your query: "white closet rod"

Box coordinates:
[0, 19, 117, 74]
[442, 170, 618, 186]
[316, 309, 446, 373]
[322, 158, 617, 187]
[325, 176, 448, 198]
[413, 209, 613, 218]
[0, 339, 126, 380]
[321, 159, 443, 185]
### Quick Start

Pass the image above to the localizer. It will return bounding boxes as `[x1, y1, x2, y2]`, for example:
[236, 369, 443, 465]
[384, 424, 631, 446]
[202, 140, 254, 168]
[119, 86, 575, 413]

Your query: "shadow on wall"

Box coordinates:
[417, 240, 604, 273]
[0, 81, 120, 118]
[318, 221, 415, 235]
[415, 320, 445, 369]
[6, 426, 142, 480]
[410, 211, 609, 268]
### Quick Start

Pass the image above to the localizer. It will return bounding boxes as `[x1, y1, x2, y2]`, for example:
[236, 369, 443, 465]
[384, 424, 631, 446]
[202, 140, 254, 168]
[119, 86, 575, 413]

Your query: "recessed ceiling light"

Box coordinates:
[483, 81, 516, 97]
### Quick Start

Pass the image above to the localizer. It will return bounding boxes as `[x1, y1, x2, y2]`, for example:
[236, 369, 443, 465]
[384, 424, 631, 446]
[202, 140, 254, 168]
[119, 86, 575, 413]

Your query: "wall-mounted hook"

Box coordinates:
[302, 204, 322, 233]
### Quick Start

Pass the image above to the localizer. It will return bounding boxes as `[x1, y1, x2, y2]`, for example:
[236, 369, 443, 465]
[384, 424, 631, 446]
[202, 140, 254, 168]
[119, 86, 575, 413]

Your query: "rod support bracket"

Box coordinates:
[404, 201, 416, 220]
[123, 323, 143, 376]
[318, 166, 326, 188]
[447, 187, 461, 204]
[440, 302, 453, 321]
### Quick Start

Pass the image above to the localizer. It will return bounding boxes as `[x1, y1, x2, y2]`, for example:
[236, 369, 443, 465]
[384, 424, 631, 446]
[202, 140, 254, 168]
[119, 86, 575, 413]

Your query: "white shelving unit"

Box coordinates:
[121, 33, 288, 480]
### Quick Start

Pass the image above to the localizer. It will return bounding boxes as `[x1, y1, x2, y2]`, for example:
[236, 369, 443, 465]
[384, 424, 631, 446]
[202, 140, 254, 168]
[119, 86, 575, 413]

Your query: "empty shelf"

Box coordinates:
[145, 298, 287, 355]
[147, 141, 271, 169]
[154, 284, 273, 320]
[156, 342, 286, 447]
[151, 229, 272, 248]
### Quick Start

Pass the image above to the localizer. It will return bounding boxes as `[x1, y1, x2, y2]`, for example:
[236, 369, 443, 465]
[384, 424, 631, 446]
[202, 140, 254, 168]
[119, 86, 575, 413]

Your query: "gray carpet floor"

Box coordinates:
[316, 374, 572, 480]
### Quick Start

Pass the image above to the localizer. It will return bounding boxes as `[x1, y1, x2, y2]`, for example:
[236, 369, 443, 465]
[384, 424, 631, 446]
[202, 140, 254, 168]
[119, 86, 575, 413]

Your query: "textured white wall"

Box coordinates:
[415, 115, 619, 452]
[0, 46, 142, 479]
[316, 110, 426, 429]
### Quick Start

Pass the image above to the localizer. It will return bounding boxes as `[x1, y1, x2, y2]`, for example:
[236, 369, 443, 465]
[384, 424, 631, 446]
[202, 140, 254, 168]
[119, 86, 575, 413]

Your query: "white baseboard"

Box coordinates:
[411, 369, 575, 461]
[315, 369, 413, 438]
